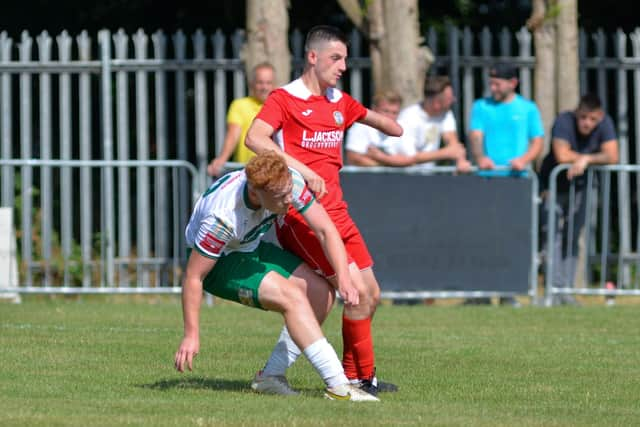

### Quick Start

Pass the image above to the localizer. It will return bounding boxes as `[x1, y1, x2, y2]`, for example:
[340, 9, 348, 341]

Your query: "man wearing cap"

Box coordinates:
[467, 63, 544, 306]
[469, 63, 544, 176]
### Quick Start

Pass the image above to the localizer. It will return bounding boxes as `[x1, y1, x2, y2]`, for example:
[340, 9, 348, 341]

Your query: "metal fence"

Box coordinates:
[0, 25, 639, 294]
[0, 159, 200, 293]
[544, 164, 640, 305]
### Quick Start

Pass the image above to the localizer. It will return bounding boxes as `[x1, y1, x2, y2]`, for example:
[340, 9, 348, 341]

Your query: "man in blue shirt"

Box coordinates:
[539, 93, 618, 305]
[467, 63, 544, 306]
[470, 63, 544, 176]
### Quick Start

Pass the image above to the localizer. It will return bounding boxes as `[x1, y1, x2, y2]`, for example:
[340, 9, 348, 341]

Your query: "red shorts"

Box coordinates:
[275, 208, 373, 278]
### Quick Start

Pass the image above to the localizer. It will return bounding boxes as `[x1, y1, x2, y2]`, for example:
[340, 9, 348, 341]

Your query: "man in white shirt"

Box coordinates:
[345, 90, 414, 166]
[345, 76, 471, 172]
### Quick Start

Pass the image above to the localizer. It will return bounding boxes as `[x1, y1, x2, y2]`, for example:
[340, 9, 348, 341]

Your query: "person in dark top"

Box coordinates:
[539, 93, 619, 304]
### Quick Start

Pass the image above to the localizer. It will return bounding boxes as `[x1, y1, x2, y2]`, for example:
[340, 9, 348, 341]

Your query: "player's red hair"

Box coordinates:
[245, 151, 290, 191]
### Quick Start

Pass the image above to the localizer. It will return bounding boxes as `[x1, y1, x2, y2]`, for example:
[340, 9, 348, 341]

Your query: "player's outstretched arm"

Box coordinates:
[174, 252, 216, 373]
[246, 118, 328, 199]
[301, 202, 359, 306]
[359, 109, 403, 137]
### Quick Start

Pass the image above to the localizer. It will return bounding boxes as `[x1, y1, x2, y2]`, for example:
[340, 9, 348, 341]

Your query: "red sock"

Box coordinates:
[342, 315, 375, 380]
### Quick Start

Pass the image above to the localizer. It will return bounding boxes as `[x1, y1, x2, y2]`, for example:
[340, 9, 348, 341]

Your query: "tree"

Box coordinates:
[243, 0, 291, 87]
[337, 0, 433, 106]
[527, 0, 579, 161]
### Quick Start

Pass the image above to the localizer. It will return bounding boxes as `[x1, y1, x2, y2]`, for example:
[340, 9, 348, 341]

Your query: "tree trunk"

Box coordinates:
[528, 0, 557, 164]
[380, 0, 427, 106]
[367, 0, 385, 96]
[555, 0, 579, 112]
[243, 0, 291, 87]
[338, 0, 432, 107]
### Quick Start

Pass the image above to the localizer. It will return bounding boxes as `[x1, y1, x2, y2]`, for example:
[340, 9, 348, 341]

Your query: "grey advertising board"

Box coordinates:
[341, 172, 533, 293]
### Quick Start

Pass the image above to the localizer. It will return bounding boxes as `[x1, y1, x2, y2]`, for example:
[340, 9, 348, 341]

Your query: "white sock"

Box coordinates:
[262, 326, 301, 376]
[302, 337, 348, 388]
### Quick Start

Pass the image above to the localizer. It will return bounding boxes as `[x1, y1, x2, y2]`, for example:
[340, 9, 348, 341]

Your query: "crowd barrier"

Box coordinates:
[0, 159, 202, 294]
[545, 164, 640, 305]
[0, 162, 547, 303]
[341, 166, 540, 302]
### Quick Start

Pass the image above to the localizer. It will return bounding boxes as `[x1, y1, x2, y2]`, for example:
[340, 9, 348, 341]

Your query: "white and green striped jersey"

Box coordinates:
[185, 167, 314, 259]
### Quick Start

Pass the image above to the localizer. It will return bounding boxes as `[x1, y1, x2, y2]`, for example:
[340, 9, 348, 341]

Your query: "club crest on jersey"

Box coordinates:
[333, 111, 344, 126]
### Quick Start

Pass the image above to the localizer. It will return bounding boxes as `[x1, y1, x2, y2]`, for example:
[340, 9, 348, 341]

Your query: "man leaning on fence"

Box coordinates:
[539, 93, 619, 305]
[345, 76, 471, 173]
[467, 62, 544, 307]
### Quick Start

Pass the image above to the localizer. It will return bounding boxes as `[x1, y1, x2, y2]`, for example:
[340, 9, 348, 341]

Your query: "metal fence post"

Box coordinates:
[77, 31, 94, 288]
[99, 29, 116, 288]
[57, 31, 73, 286]
[18, 31, 33, 287]
[0, 32, 13, 209]
[152, 30, 170, 286]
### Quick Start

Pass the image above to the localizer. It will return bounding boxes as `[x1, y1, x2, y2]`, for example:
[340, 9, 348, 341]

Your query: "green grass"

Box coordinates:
[1, 297, 639, 426]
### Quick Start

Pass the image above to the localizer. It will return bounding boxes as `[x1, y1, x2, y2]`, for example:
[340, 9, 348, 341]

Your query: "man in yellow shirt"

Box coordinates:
[207, 62, 275, 177]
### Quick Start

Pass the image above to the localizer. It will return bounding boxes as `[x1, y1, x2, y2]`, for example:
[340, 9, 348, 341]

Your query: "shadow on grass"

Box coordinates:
[140, 377, 248, 392]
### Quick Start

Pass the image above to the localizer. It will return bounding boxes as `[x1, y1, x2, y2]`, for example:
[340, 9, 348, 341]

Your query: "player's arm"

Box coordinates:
[359, 109, 403, 137]
[207, 123, 242, 177]
[174, 251, 217, 373]
[299, 201, 359, 306]
[246, 118, 328, 198]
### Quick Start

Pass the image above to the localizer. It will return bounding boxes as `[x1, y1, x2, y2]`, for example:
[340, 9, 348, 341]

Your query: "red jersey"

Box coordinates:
[256, 78, 367, 211]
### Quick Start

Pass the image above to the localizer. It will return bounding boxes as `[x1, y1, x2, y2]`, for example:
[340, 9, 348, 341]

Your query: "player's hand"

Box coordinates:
[338, 281, 359, 306]
[174, 336, 200, 372]
[207, 158, 225, 177]
[567, 155, 590, 180]
[477, 156, 495, 170]
[303, 170, 328, 200]
[510, 157, 528, 171]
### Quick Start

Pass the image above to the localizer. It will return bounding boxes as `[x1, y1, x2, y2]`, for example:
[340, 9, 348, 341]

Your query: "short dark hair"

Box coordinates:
[304, 25, 348, 53]
[577, 93, 603, 112]
[423, 75, 451, 99]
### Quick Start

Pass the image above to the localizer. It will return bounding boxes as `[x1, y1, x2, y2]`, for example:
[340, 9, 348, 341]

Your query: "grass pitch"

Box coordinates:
[1, 297, 639, 426]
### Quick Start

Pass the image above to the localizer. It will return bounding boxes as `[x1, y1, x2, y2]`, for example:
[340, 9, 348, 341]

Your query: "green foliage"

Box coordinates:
[2, 300, 640, 426]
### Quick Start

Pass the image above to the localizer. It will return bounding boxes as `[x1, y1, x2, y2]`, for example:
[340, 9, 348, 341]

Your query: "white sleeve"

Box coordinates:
[345, 123, 373, 154]
[194, 214, 234, 259]
[390, 117, 417, 156]
[442, 110, 457, 133]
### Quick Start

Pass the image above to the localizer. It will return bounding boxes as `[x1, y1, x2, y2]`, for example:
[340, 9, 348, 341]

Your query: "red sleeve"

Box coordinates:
[255, 89, 286, 131]
[343, 93, 367, 129]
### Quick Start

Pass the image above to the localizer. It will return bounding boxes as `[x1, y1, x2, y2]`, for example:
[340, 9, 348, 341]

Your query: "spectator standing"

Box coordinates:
[467, 63, 545, 306]
[207, 63, 275, 177]
[539, 93, 619, 305]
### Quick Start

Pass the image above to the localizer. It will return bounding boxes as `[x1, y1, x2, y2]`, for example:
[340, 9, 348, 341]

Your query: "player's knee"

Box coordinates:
[280, 283, 310, 311]
[370, 286, 381, 307]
